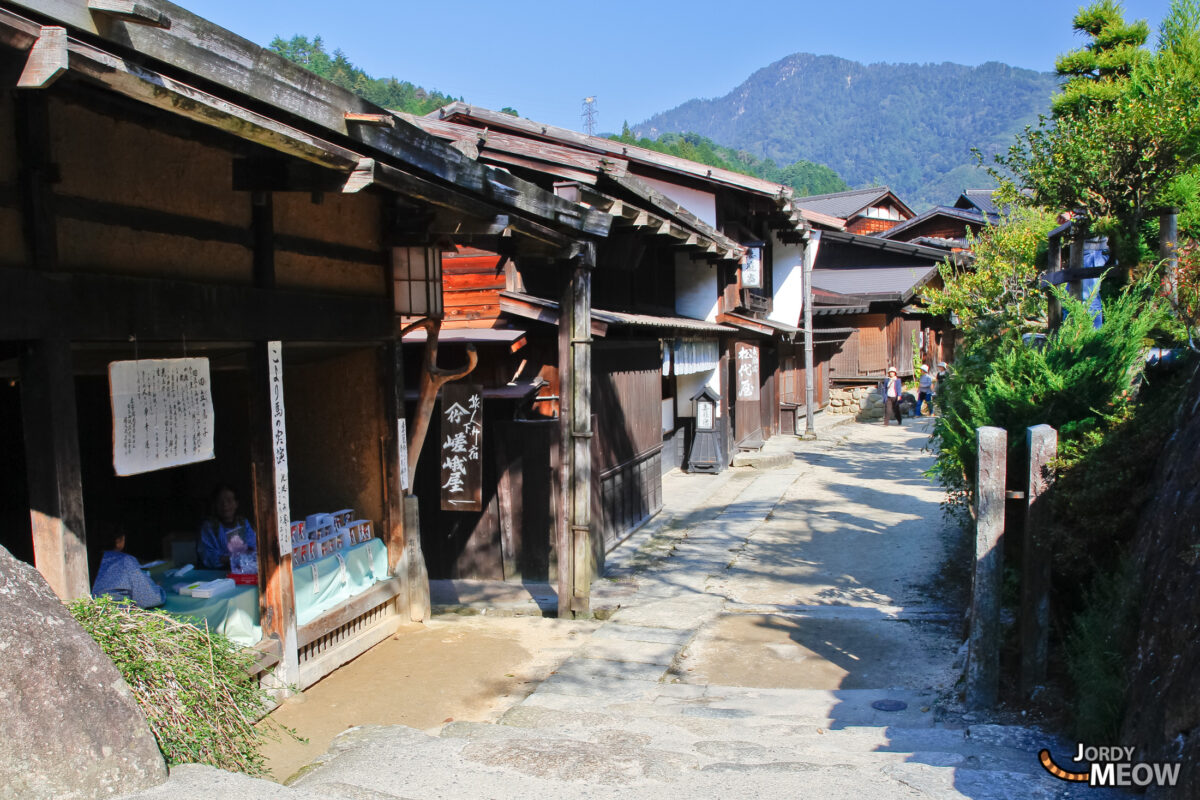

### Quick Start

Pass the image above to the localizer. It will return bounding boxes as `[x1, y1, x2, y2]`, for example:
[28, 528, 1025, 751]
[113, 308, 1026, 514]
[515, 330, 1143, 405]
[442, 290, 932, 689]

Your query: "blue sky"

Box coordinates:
[185, 0, 1173, 132]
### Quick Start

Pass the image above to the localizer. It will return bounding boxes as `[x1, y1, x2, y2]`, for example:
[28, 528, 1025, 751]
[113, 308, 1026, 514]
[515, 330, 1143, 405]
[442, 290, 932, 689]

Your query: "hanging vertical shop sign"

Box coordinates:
[440, 383, 483, 511]
[398, 418, 410, 492]
[735, 343, 760, 401]
[109, 357, 215, 476]
[267, 342, 292, 557]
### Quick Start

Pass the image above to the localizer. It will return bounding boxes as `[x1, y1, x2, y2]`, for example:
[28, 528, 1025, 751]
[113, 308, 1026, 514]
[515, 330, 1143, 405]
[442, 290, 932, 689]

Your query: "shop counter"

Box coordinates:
[157, 569, 262, 647]
[152, 537, 388, 646]
[293, 538, 388, 626]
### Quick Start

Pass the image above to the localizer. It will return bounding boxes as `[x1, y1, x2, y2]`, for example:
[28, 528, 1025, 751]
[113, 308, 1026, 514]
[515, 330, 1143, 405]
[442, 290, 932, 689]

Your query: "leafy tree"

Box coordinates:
[1052, 0, 1151, 117]
[269, 35, 462, 116]
[920, 197, 1058, 345]
[995, 1, 1200, 265]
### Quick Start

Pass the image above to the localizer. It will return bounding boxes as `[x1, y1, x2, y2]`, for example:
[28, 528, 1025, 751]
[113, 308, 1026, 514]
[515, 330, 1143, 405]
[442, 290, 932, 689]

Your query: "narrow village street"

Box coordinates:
[123, 415, 1099, 800]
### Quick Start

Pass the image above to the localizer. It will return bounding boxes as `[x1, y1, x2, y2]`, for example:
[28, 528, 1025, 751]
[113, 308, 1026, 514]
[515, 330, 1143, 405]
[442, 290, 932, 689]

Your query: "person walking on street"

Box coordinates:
[883, 367, 904, 425]
[916, 365, 934, 416]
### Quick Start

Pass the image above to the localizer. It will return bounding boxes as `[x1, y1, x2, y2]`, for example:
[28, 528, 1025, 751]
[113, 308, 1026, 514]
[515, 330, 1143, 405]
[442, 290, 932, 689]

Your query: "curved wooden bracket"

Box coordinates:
[403, 318, 479, 487]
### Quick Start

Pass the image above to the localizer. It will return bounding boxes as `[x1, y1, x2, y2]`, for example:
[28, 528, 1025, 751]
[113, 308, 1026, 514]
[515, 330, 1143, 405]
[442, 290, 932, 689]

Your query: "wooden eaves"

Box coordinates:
[2, 1, 611, 251]
[434, 102, 789, 199]
[416, 105, 814, 252]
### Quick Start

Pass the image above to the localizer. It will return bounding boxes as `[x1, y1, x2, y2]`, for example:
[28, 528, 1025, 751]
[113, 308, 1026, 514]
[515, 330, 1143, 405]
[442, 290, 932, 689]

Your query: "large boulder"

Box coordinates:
[0, 545, 167, 799]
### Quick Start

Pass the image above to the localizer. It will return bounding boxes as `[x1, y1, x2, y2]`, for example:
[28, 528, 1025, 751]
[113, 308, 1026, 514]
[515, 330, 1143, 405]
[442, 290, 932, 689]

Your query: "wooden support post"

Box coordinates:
[557, 242, 595, 618]
[20, 339, 89, 601]
[251, 190, 274, 288]
[379, 342, 407, 582]
[403, 495, 429, 622]
[1020, 424, 1056, 696]
[967, 426, 1007, 711]
[14, 92, 57, 270]
[250, 342, 299, 695]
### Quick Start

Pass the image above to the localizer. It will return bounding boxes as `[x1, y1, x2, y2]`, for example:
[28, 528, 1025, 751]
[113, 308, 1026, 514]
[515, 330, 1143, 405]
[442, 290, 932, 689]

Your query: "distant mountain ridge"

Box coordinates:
[633, 53, 1061, 210]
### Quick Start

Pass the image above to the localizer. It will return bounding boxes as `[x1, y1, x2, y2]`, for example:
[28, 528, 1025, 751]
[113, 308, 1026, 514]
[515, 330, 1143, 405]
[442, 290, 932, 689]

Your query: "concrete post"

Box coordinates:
[967, 426, 1007, 710]
[1020, 424, 1056, 696]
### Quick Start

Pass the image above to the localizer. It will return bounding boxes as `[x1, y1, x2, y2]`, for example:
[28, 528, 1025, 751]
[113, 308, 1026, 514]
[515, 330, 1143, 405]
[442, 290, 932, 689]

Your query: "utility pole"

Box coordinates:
[802, 231, 820, 439]
[581, 97, 597, 136]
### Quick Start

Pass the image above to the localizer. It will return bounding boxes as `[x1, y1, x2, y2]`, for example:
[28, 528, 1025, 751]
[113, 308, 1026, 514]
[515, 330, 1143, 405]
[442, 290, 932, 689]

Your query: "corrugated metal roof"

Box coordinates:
[811, 265, 938, 301]
[593, 308, 735, 334]
[794, 186, 896, 220]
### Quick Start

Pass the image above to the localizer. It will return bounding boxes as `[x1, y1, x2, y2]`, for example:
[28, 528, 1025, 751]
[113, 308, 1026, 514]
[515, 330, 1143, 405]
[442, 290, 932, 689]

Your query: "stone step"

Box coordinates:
[112, 764, 344, 800]
[291, 721, 1094, 800]
[730, 451, 795, 469]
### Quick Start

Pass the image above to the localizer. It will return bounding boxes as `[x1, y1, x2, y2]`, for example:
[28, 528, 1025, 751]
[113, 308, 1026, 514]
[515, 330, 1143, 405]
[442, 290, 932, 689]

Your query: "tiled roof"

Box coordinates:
[876, 205, 990, 241]
[794, 186, 899, 220]
[956, 189, 1003, 216]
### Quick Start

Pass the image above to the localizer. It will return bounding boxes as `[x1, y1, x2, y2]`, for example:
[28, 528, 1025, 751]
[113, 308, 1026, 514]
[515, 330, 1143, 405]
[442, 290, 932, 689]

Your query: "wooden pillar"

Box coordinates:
[20, 339, 89, 601]
[379, 340, 414, 620]
[967, 426, 1006, 710]
[14, 92, 57, 270]
[1020, 424, 1056, 696]
[557, 243, 594, 619]
[250, 341, 299, 693]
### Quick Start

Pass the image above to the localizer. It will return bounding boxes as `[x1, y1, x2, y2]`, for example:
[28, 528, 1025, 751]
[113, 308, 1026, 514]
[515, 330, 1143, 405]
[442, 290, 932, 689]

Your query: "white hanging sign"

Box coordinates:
[267, 342, 292, 557]
[109, 358, 215, 477]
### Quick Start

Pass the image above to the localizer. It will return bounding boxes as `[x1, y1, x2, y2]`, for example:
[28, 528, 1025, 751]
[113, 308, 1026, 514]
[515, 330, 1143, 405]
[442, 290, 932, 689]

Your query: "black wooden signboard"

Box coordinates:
[735, 342, 760, 401]
[440, 382, 483, 512]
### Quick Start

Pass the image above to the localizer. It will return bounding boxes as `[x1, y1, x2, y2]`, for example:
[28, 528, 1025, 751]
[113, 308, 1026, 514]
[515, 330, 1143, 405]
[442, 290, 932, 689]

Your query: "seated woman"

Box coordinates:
[91, 527, 166, 609]
[198, 484, 257, 570]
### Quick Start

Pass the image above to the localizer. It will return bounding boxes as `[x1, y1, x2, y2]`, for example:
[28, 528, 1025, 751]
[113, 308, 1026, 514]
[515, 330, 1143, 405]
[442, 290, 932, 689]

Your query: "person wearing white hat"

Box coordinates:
[916, 364, 933, 416]
[882, 366, 903, 426]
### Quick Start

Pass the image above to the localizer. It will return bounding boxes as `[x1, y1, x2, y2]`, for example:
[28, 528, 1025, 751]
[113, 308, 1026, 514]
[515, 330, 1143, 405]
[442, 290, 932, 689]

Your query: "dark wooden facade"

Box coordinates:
[1, 0, 609, 665]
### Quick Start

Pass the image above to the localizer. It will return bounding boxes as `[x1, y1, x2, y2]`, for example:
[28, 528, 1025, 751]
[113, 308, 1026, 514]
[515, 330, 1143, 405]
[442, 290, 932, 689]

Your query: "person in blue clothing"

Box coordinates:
[91, 528, 166, 608]
[916, 364, 934, 416]
[198, 484, 257, 569]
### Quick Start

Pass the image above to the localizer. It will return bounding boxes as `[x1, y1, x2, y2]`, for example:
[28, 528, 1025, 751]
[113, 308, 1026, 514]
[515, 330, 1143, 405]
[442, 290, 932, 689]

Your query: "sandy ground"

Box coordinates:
[257, 615, 599, 782]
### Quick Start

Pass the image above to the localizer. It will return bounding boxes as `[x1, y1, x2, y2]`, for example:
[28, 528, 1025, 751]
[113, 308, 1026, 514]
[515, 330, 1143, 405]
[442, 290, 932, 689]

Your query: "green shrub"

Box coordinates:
[930, 279, 1165, 517]
[1064, 559, 1140, 741]
[69, 595, 285, 776]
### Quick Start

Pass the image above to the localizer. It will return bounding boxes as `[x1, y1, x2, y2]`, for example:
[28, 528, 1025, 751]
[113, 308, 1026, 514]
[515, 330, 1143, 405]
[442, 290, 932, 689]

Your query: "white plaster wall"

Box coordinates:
[674, 251, 718, 322]
[640, 175, 718, 228]
[675, 368, 723, 418]
[769, 231, 805, 327]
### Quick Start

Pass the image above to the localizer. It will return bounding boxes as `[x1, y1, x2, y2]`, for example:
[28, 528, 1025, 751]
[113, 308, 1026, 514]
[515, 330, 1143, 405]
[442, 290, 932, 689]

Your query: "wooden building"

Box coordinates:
[793, 186, 915, 236]
[807, 231, 958, 382]
[399, 113, 752, 584]
[0, 0, 608, 676]
[415, 104, 826, 455]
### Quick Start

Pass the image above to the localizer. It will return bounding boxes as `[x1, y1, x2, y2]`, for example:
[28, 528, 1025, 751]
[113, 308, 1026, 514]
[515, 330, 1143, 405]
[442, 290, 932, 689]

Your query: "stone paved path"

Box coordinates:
[120, 415, 1113, 800]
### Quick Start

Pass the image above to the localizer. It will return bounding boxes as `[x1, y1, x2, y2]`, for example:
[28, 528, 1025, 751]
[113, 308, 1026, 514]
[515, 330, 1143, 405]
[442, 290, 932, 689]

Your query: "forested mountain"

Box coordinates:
[634, 54, 1061, 209]
[611, 128, 847, 197]
[270, 35, 460, 115]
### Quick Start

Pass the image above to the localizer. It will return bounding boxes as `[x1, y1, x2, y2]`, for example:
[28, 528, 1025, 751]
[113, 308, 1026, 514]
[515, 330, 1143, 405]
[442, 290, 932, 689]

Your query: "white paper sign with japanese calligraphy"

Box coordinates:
[440, 383, 483, 512]
[267, 341, 292, 556]
[109, 358, 215, 477]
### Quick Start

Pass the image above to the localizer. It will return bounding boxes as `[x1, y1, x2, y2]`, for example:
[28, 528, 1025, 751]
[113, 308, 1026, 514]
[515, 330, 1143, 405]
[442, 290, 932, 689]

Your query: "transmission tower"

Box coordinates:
[581, 96, 597, 136]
